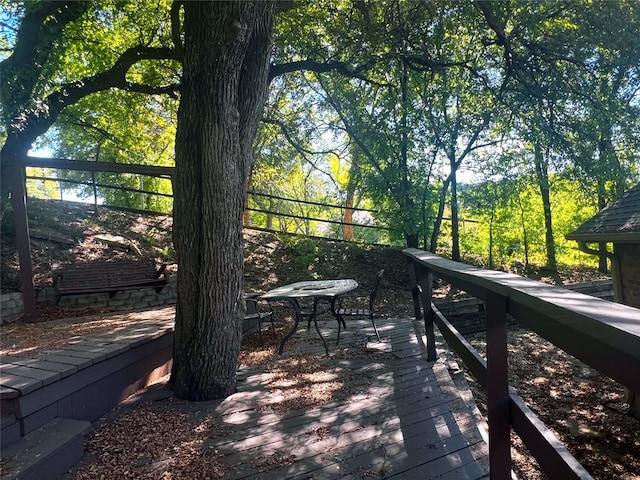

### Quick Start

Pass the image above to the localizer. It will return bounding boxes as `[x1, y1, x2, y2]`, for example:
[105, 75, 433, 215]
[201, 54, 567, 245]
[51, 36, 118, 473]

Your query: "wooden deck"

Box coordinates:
[214, 316, 489, 479]
[1, 311, 489, 479]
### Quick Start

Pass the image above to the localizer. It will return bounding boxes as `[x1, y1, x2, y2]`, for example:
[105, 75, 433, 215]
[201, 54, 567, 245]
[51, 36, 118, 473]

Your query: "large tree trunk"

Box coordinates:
[171, 1, 275, 401]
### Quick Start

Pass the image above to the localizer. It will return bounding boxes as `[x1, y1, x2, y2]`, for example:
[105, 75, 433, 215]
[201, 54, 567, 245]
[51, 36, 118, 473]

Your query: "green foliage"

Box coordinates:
[4, 0, 640, 275]
[459, 175, 600, 270]
[0, 203, 15, 236]
[278, 235, 325, 281]
[25, 167, 60, 200]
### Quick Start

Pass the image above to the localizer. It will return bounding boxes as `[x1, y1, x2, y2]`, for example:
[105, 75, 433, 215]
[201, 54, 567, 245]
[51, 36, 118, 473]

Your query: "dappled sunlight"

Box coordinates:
[256, 355, 346, 413]
[0, 307, 175, 358]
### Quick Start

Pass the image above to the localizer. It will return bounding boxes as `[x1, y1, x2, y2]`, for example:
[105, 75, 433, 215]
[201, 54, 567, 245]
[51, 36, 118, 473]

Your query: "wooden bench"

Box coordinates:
[52, 259, 168, 303]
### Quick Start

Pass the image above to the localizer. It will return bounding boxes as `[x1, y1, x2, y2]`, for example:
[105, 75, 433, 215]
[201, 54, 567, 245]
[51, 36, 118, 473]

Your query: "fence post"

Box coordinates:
[485, 290, 511, 479]
[9, 166, 37, 322]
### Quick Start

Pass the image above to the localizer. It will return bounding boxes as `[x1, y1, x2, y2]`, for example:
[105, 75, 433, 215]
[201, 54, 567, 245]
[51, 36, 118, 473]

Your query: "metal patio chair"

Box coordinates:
[245, 294, 276, 343]
[335, 269, 384, 344]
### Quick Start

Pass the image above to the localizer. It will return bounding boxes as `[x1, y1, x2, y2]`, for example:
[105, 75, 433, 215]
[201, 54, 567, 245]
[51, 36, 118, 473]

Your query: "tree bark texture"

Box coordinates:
[172, 1, 275, 401]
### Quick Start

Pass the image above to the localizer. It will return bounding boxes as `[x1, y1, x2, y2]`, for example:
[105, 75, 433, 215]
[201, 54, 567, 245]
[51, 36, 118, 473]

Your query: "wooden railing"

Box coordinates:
[404, 248, 640, 480]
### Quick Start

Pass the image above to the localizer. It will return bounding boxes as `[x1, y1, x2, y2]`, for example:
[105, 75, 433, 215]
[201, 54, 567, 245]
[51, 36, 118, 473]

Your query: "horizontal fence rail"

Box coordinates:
[10, 155, 391, 243]
[24, 171, 390, 239]
[404, 247, 640, 480]
[248, 190, 380, 213]
[245, 207, 389, 230]
[26, 175, 174, 198]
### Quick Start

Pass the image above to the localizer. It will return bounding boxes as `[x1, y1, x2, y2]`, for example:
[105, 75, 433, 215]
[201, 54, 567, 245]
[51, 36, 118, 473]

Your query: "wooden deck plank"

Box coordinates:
[213, 317, 488, 479]
[218, 385, 484, 477]
[35, 353, 93, 369]
[215, 382, 469, 452]
[0, 384, 20, 399]
[0, 356, 78, 378]
[215, 391, 461, 455]
[0, 371, 42, 394]
[0, 363, 61, 386]
[40, 348, 107, 363]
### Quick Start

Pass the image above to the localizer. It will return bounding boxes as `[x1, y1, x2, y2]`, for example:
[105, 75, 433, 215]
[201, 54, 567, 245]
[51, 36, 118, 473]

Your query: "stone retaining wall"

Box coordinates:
[1, 277, 177, 324]
[0, 293, 24, 322]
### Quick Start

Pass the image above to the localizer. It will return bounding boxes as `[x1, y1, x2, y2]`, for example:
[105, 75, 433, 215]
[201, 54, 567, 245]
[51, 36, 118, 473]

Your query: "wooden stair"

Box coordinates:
[0, 316, 174, 480]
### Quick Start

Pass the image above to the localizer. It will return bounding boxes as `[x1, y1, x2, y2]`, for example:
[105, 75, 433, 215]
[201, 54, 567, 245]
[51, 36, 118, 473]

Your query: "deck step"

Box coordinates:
[1, 414, 21, 448]
[0, 417, 91, 480]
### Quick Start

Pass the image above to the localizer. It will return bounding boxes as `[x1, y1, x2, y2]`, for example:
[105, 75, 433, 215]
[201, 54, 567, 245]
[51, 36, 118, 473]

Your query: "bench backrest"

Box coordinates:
[53, 259, 160, 287]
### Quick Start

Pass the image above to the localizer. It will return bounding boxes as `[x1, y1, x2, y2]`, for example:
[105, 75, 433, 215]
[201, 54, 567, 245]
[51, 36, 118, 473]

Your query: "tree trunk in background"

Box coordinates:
[343, 146, 360, 241]
[243, 175, 253, 227]
[172, 1, 275, 401]
[533, 143, 559, 279]
[429, 175, 451, 253]
[489, 205, 495, 269]
[399, 63, 418, 249]
[517, 194, 530, 270]
[344, 197, 354, 240]
[450, 167, 460, 262]
[596, 126, 622, 273]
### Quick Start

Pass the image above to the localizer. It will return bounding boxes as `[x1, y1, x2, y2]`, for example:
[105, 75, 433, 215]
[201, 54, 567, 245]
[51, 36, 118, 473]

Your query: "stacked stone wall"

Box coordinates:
[1, 277, 176, 324]
[0, 292, 24, 322]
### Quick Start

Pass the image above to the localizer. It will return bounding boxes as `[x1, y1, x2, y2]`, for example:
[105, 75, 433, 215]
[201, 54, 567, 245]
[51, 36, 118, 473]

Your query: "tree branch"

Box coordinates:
[171, 1, 184, 58]
[269, 58, 381, 85]
[1, 1, 91, 123]
[402, 55, 471, 71]
[315, 74, 396, 196]
[261, 116, 338, 185]
[262, 117, 336, 156]
[3, 45, 180, 156]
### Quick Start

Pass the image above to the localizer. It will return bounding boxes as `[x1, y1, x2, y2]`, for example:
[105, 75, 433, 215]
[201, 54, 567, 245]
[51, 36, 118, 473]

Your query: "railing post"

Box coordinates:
[420, 271, 437, 362]
[485, 290, 511, 479]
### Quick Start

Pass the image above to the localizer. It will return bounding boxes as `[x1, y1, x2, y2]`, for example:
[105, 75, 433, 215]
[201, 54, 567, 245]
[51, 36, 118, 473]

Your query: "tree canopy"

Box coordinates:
[1, 0, 639, 399]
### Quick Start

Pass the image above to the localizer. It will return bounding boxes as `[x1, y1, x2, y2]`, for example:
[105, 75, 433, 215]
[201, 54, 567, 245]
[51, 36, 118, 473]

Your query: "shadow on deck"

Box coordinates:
[216, 316, 489, 479]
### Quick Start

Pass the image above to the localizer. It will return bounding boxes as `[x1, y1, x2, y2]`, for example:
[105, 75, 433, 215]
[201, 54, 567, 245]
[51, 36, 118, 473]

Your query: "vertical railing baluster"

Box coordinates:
[407, 259, 422, 320]
[485, 290, 511, 479]
[421, 271, 436, 362]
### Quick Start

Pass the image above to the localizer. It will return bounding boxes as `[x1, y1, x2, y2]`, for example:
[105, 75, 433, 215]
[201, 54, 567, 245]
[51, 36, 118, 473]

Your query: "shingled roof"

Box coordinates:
[566, 183, 640, 243]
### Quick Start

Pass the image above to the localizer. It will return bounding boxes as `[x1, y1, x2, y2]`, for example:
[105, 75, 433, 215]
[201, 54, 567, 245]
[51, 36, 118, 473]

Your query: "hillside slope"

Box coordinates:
[1, 198, 414, 316]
